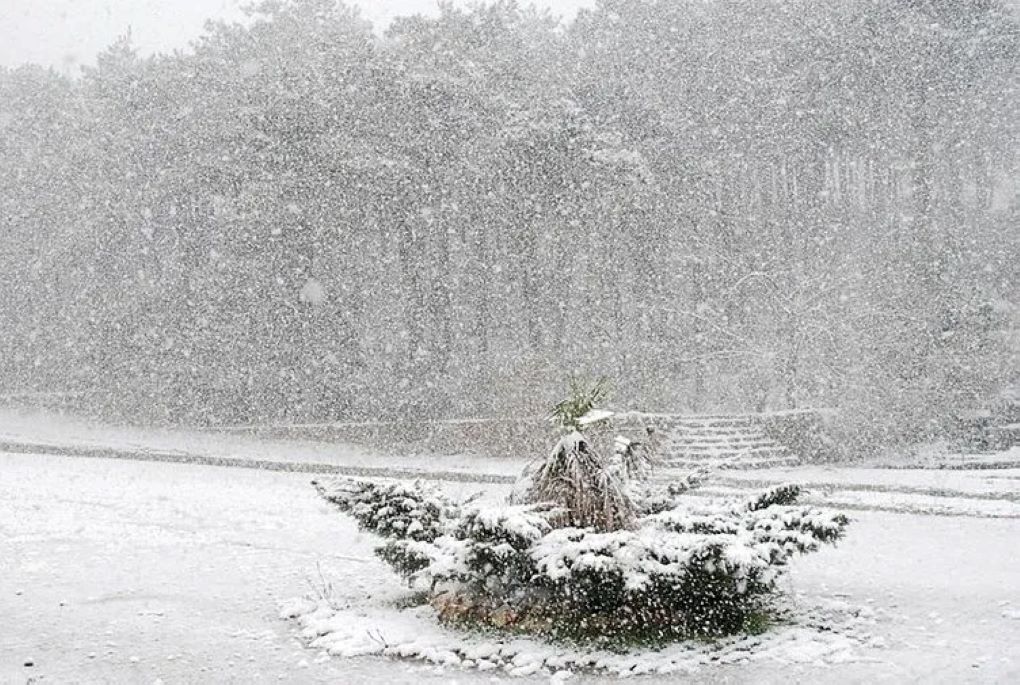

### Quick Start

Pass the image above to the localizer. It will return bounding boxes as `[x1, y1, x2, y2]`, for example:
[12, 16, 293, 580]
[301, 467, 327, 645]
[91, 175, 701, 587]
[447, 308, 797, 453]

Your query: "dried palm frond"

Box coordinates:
[526, 431, 636, 531]
[612, 425, 661, 481]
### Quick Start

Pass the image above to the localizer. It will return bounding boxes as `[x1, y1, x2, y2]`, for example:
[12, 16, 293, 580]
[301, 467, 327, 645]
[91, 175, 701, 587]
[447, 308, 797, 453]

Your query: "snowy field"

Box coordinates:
[0, 408, 520, 479]
[3, 0, 1017, 680]
[3, 449, 1019, 683]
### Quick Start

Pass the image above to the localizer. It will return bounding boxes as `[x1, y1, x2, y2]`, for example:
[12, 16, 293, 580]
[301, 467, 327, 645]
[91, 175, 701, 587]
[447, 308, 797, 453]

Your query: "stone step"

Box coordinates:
[665, 446, 781, 457]
[664, 444, 789, 456]
[663, 433, 778, 444]
[655, 422, 762, 432]
[663, 437, 778, 448]
[616, 410, 825, 468]
[625, 417, 760, 429]
[665, 434, 767, 444]
[662, 426, 765, 434]
[639, 416, 799, 470]
[655, 453, 800, 472]
[665, 451, 789, 464]
[658, 422, 765, 431]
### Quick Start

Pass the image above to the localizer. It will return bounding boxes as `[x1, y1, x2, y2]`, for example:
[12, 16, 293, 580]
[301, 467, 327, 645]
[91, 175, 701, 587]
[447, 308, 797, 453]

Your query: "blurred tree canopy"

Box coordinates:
[1, 0, 1017, 445]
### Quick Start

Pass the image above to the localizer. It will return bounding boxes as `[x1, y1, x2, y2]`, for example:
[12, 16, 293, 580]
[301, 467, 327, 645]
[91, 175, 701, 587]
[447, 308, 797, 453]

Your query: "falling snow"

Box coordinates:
[1, 0, 1019, 682]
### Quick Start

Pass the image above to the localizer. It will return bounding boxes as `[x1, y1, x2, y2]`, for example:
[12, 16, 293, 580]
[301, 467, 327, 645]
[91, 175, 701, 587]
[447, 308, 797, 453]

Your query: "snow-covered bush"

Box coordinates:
[314, 384, 850, 643]
[312, 477, 458, 576]
[312, 477, 453, 541]
[316, 475, 849, 641]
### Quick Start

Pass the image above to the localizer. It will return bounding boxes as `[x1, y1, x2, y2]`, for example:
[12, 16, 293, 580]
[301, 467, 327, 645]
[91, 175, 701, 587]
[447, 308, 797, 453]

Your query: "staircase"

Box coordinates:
[618, 413, 802, 471]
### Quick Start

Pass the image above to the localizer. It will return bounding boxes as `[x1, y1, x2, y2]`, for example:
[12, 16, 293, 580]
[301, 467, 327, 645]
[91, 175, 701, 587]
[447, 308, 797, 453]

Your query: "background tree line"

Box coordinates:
[1, 0, 1018, 447]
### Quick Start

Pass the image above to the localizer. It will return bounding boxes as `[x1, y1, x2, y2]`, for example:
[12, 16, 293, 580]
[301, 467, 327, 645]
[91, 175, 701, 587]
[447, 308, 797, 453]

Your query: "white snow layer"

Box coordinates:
[283, 597, 879, 678]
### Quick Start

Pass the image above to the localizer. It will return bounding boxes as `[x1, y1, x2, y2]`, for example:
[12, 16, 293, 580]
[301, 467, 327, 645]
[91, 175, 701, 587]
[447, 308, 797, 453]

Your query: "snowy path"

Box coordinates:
[0, 453, 495, 684]
[0, 437, 514, 485]
[4, 409, 1020, 519]
[0, 408, 522, 484]
[5, 435, 1020, 519]
[3, 452, 1020, 683]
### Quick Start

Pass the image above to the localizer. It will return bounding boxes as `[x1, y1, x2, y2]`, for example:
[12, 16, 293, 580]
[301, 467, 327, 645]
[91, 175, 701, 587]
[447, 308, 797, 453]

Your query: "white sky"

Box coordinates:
[0, 0, 596, 72]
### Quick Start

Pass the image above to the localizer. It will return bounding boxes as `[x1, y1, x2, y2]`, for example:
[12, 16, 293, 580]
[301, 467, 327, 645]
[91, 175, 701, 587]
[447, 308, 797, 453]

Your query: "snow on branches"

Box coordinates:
[315, 472, 849, 640]
[314, 383, 850, 641]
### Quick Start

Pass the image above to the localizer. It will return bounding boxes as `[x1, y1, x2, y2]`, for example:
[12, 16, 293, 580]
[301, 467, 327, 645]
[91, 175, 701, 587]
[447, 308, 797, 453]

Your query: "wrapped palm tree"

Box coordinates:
[313, 377, 852, 642]
[520, 378, 639, 531]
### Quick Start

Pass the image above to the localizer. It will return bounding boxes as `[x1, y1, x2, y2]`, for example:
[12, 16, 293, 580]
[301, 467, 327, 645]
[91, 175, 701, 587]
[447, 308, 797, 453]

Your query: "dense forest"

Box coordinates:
[1, 0, 1018, 446]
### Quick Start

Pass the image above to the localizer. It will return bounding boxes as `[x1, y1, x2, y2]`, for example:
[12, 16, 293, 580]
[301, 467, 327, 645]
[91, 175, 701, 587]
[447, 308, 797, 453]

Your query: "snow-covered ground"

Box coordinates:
[721, 464, 1020, 498]
[5, 407, 1020, 501]
[284, 588, 879, 678]
[3, 449, 1019, 683]
[0, 407, 521, 479]
[4, 405, 1020, 526]
[0, 452, 498, 683]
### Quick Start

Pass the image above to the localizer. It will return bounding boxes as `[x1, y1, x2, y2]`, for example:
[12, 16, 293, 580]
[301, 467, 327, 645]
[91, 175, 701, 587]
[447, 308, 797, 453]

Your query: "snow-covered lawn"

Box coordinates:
[0, 407, 521, 478]
[0, 452, 490, 683]
[283, 595, 878, 678]
[721, 464, 1020, 498]
[3, 451, 1019, 683]
[4, 408, 1020, 513]
[685, 484, 1020, 519]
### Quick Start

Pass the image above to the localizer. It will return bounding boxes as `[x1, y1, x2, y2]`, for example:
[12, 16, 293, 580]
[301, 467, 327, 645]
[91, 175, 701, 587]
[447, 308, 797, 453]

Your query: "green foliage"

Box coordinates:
[376, 539, 436, 578]
[640, 467, 711, 515]
[314, 378, 853, 644]
[312, 477, 451, 542]
[314, 473, 851, 642]
[444, 505, 556, 597]
[550, 377, 612, 432]
[745, 484, 803, 512]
